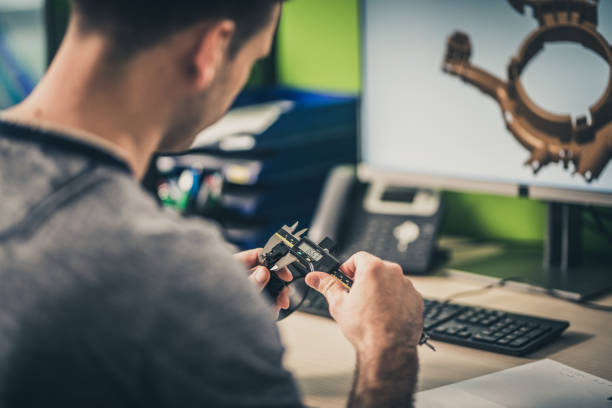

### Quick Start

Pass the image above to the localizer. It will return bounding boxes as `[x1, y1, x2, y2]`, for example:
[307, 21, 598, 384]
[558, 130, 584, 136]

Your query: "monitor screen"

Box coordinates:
[361, 0, 612, 204]
[0, 0, 46, 109]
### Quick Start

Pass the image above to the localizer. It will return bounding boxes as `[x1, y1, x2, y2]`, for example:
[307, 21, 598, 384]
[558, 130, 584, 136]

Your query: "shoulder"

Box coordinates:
[8, 167, 302, 406]
[81, 169, 302, 405]
[53, 164, 291, 366]
[71, 167, 263, 313]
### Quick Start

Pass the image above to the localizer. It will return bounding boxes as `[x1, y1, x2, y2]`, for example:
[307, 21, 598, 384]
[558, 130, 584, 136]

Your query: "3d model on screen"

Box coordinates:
[442, 0, 612, 182]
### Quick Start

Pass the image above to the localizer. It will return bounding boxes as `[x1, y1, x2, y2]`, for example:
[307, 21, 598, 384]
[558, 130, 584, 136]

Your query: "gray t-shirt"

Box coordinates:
[0, 120, 302, 407]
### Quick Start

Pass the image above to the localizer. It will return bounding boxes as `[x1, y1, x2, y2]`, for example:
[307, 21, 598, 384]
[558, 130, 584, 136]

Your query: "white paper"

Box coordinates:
[416, 359, 612, 408]
[191, 100, 294, 148]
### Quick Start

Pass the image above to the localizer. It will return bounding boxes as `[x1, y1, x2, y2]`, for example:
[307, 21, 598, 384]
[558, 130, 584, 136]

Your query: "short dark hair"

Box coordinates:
[70, 0, 284, 58]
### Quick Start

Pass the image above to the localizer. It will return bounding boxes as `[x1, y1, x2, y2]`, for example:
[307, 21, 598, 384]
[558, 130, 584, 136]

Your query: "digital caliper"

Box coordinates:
[259, 222, 435, 351]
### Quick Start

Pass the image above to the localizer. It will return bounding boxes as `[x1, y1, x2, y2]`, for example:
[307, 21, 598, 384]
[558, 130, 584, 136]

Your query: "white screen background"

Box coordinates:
[362, 0, 612, 195]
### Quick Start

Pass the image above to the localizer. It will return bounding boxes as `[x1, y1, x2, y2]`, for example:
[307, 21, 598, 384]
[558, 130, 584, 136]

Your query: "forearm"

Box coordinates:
[348, 346, 419, 408]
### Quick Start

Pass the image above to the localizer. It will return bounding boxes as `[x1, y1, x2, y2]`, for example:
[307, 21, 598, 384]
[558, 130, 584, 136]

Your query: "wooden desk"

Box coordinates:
[278, 272, 612, 408]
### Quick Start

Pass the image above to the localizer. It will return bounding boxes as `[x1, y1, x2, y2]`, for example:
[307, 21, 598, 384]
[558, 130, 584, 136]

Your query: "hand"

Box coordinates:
[234, 248, 292, 319]
[306, 252, 424, 407]
[305, 251, 424, 355]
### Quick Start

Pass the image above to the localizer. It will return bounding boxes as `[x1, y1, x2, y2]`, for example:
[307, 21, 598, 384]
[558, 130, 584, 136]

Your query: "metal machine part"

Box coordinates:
[442, 0, 612, 182]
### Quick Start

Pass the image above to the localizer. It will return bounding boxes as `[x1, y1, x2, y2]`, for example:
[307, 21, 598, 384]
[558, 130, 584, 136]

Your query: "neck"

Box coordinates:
[3, 20, 175, 180]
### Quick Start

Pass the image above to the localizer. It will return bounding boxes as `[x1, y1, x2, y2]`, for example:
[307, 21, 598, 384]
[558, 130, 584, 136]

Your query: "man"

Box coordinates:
[0, 1, 424, 407]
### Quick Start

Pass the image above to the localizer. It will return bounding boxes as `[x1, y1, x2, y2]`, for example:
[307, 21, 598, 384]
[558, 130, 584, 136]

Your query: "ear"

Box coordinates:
[192, 20, 236, 90]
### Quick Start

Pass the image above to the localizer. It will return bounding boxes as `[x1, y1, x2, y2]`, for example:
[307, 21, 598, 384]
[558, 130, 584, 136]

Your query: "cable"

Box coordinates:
[442, 276, 612, 313]
[441, 277, 525, 304]
[288, 279, 310, 314]
[278, 276, 311, 321]
[279, 262, 322, 320]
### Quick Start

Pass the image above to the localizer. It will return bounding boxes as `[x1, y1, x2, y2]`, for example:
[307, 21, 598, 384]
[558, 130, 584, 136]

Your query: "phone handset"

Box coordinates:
[308, 165, 356, 244]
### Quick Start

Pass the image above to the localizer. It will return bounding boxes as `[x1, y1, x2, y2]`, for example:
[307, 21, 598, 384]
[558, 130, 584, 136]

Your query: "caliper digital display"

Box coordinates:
[297, 242, 324, 262]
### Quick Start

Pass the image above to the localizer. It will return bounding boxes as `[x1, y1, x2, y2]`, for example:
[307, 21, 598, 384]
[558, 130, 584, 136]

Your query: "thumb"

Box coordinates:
[306, 272, 346, 308]
[249, 266, 270, 291]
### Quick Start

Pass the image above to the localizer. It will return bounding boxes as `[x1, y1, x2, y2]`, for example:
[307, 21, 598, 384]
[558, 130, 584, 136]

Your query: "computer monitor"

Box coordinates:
[360, 0, 612, 299]
[0, 0, 47, 108]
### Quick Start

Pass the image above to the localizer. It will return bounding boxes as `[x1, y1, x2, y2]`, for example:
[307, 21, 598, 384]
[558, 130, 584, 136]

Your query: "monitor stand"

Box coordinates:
[442, 203, 612, 301]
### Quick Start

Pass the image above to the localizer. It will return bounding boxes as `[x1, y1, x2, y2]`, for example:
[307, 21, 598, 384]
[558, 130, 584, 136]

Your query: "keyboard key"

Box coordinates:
[434, 327, 447, 333]
[473, 333, 498, 343]
[437, 310, 461, 321]
[424, 321, 437, 331]
[517, 326, 532, 335]
[456, 330, 471, 338]
[509, 337, 530, 347]
[446, 327, 459, 335]
[506, 333, 519, 341]
[526, 329, 543, 339]
[491, 322, 505, 331]
[526, 327, 550, 340]
[481, 317, 500, 326]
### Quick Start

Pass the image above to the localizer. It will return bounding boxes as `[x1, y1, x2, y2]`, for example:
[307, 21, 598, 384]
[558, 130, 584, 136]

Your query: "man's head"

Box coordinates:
[69, 0, 284, 152]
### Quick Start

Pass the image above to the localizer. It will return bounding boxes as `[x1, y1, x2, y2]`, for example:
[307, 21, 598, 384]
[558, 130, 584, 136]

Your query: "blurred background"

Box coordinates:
[0, 0, 608, 254]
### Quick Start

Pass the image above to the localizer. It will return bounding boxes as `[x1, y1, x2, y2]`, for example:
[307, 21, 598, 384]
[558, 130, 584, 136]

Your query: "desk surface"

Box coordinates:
[278, 272, 612, 408]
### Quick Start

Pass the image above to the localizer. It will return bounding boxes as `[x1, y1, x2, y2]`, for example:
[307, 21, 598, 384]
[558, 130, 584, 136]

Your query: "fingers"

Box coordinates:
[248, 266, 270, 291]
[272, 306, 281, 320]
[272, 287, 291, 319]
[237, 248, 292, 282]
[382, 260, 404, 276]
[248, 266, 292, 301]
[339, 251, 383, 279]
[274, 266, 293, 282]
[234, 248, 263, 269]
[305, 272, 347, 307]
[277, 286, 290, 310]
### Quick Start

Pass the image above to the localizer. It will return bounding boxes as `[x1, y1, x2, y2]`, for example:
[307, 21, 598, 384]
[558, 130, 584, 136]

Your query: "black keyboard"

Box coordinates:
[299, 291, 569, 356]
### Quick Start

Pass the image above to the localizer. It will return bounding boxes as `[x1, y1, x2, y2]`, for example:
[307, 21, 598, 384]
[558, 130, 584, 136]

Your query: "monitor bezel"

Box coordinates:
[357, 0, 612, 207]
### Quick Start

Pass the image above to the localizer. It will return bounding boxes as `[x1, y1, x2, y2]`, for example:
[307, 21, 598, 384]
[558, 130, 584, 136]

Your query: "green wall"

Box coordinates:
[277, 0, 361, 93]
[276, 0, 610, 250]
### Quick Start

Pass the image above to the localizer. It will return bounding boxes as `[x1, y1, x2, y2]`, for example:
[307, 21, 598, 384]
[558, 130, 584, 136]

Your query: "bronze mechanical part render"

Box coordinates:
[442, 0, 612, 182]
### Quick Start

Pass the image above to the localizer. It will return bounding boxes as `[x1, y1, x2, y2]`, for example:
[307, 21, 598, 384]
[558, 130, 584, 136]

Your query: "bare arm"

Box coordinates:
[349, 346, 419, 407]
[306, 252, 424, 408]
